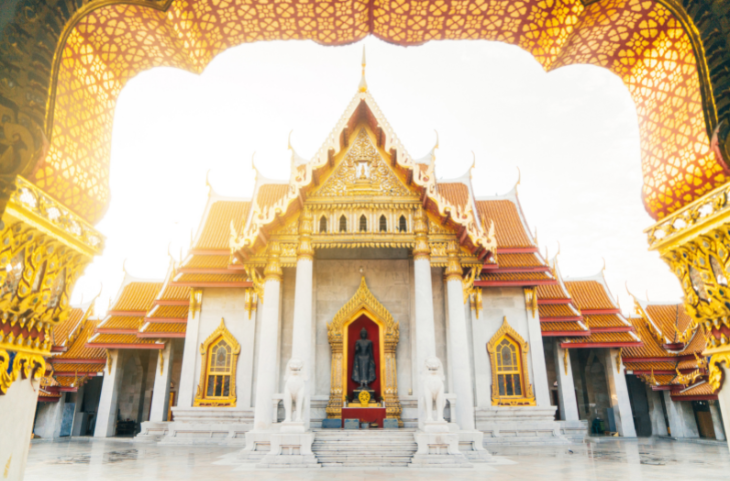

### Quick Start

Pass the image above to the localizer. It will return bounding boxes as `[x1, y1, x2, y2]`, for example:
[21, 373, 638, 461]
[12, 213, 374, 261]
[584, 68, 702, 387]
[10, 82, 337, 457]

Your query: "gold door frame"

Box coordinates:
[326, 277, 401, 421]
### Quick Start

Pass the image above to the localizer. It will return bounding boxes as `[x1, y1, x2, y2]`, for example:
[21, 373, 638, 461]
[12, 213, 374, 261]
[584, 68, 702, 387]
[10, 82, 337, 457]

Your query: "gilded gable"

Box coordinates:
[312, 128, 413, 198]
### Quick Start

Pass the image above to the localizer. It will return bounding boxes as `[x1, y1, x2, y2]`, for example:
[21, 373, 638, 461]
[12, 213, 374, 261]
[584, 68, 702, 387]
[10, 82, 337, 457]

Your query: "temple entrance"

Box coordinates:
[325, 277, 401, 422]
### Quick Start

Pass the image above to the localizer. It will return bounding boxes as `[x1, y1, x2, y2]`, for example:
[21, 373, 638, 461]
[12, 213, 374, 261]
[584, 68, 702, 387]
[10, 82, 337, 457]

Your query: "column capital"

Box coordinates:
[445, 240, 462, 281]
[297, 208, 314, 261]
[264, 242, 283, 282]
[413, 207, 431, 261]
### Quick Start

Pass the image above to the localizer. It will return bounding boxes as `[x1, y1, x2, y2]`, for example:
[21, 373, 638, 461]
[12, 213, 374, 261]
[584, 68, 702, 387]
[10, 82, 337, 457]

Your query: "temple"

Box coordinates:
[29, 71, 727, 466]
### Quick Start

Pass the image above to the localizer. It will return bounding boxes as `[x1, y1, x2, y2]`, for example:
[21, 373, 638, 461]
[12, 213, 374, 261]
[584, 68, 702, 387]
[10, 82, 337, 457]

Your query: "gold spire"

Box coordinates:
[358, 46, 367, 93]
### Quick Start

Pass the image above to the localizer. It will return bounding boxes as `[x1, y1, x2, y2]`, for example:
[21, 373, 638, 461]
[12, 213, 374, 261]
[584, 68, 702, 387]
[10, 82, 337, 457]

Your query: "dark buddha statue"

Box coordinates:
[352, 328, 376, 388]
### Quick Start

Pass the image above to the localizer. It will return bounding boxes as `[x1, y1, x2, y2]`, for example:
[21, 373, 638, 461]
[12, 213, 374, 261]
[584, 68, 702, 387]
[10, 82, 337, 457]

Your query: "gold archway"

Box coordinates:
[325, 277, 401, 421]
[194, 318, 241, 407]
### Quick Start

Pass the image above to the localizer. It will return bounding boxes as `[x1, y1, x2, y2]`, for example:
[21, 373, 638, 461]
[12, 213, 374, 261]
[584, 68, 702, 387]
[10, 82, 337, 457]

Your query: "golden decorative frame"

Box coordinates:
[486, 317, 536, 406]
[194, 318, 241, 407]
[325, 277, 401, 421]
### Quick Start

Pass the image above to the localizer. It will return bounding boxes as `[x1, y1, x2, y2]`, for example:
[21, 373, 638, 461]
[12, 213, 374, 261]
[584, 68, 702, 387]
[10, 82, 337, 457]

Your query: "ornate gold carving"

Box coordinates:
[358, 390, 371, 407]
[189, 289, 203, 318]
[194, 318, 241, 407]
[264, 242, 282, 282]
[312, 129, 411, 199]
[0, 349, 45, 395]
[708, 351, 730, 392]
[469, 287, 483, 319]
[413, 207, 430, 261]
[563, 348, 569, 376]
[615, 348, 622, 374]
[244, 288, 258, 320]
[445, 240, 462, 282]
[326, 277, 401, 422]
[486, 317, 536, 407]
[297, 208, 314, 261]
[524, 287, 538, 319]
[159, 348, 165, 376]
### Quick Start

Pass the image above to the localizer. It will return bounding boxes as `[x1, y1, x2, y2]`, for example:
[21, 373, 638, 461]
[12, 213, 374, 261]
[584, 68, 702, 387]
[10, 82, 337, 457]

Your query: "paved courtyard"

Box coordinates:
[24, 438, 730, 480]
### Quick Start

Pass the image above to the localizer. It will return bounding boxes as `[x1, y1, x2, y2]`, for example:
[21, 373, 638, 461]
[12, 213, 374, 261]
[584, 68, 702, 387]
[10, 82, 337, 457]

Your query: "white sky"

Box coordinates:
[71, 37, 684, 315]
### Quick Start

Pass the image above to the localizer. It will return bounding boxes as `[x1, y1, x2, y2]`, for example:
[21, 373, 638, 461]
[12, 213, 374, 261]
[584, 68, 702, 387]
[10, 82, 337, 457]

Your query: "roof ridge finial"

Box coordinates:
[359, 46, 368, 93]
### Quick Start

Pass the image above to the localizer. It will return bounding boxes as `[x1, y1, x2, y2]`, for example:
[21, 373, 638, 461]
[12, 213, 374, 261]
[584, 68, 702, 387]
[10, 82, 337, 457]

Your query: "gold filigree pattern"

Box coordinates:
[0, 349, 45, 395]
[486, 317, 536, 407]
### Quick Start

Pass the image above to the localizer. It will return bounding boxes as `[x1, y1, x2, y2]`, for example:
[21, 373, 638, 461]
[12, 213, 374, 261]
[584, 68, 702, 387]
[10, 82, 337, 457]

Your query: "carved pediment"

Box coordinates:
[312, 128, 413, 199]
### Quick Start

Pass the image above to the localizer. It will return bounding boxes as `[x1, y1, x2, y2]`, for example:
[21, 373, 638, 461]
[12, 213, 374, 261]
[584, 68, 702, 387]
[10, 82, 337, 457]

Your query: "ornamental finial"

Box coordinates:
[359, 46, 368, 93]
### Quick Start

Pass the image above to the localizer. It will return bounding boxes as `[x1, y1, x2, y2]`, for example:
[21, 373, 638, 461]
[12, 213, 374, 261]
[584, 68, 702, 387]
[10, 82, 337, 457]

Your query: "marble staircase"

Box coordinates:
[311, 429, 418, 467]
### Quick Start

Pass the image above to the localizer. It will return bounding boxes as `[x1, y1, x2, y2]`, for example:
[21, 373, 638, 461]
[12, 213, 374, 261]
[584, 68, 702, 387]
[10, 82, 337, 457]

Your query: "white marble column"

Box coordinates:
[709, 400, 726, 441]
[603, 348, 636, 437]
[445, 241, 475, 430]
[0, 376, 39, 480]
[526, 302, 551, 408]
[413, 208, 438, 429]
[177, 289, 202, 408]
[149, 342, 175, 422]
[554, 344, 579, 421]
[290, 209, 314, 428]
[645, 385, 668, 436]
[71, 385, 86, 436]
[252, 242, 283, 431]
[95, 349, 124, 437]
[662, 391, 699, 438]
[717, 366, 730, 452]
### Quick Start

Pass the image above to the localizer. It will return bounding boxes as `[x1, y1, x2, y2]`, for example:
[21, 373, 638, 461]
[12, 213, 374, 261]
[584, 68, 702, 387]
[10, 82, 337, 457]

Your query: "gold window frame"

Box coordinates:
[194, 318, 240, 407]
[486, 317, 536, 406]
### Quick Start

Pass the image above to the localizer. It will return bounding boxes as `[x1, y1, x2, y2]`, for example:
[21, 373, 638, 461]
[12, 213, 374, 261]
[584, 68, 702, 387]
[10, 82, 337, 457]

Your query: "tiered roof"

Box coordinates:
[41, 302, 106, 401]
[536, 259, 589, 338]
[86, 274, 165, 350]
[623, 300, 715, 401]
[173, 191, 252, 288]
[561, 273, 642, 349]
[475, 188, 556, 287]
[139, 264, 190, 339]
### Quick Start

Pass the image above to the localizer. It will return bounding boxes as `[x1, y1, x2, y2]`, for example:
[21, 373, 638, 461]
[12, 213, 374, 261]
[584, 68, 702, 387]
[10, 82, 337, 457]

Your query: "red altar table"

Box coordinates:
[341, 407, 387, 428]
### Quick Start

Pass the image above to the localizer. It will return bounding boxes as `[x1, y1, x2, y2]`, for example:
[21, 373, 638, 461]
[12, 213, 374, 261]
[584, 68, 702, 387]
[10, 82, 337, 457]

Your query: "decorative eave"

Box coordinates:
[230, 89, 497, 262]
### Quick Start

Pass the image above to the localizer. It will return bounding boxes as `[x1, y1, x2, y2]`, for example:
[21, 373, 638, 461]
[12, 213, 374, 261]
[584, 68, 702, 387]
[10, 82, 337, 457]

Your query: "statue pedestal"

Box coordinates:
[257, 432, 320, 468]
[422, 420, 449, 433]
[280, 421, 306, 433]
[409, 431, 472, 468]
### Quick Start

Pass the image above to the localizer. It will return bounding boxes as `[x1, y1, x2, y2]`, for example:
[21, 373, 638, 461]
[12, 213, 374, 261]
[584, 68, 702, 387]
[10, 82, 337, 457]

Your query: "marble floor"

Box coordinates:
[24, 438, 730, 480]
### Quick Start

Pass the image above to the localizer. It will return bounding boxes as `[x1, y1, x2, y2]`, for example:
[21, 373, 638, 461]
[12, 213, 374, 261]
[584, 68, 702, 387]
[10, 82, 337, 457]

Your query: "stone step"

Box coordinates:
[320, 463, 411, 468]
[313, 445, 417, 451]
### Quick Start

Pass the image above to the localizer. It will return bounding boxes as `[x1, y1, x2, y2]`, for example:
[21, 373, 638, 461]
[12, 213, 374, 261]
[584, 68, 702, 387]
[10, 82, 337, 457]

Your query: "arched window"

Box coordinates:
[319, 216, 327, 233]
[398, 215, 407, 233]
[194, 319, 241, 407]
[360, 215, 367, 232]
[379, 215, 387, 232]
[486, 317, 535, 406]
[339, 215, 347, 232]
[495, 338, 522, 397]
[206, 339, 233, 398]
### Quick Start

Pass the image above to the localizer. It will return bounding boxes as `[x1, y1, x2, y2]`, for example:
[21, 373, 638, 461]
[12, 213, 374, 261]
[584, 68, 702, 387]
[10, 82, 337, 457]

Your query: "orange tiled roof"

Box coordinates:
[536, 282, 569, 300]
[141, 323, 187, 335]
[53, 308, 84, 346]
[59, 321, 106, 360]
[563, 331, 640, 345]
[195, 200, 251, 250]
[623, 318, 670, 358]
[52, 363, 105, 373]
[623, 361, 676, 372]
[99, 316, 142, 330]
[148, 305, 189, 320]
[437, 182, 469, 208]
[496, 253, 548, 269]
[679, 326, 708, 355]
[87, 334, 161, 347]
[677, 358, 704, 370]
[113, 282, 162, 311]
[583, 314, 630, 329]
[475, 200, 533, 249]
[565, 280, 617, 310]
[539, 304, 580, 319]
[157, 283, 190, 301]
[40, 376, 59, 388]
[256, 184, 289, 210]
[480, 271, 554, 283]
[185, 255, 230, 269]
[540, 321, 588, 333]
[644, 304, 693, 341]
[672, 382, 716, 399]
[174, 273, 249, 283]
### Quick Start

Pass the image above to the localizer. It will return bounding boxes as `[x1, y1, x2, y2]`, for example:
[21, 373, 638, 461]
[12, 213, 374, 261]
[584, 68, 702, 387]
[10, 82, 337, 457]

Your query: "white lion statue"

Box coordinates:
[421, 356, 446, 422]
[283, 358, 306, 423]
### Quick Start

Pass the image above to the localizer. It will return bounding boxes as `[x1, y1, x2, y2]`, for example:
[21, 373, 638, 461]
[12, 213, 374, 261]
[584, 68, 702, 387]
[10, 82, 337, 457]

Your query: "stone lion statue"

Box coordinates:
[283, 358, 306, 423]
[421, 356, 446, 422]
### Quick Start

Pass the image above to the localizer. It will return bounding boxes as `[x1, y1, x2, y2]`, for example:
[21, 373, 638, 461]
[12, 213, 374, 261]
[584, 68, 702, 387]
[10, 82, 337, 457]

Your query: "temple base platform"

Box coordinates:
[476, 406, 586, 446]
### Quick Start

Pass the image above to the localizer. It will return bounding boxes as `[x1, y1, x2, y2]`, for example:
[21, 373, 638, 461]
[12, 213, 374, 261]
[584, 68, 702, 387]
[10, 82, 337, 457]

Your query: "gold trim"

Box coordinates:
[0, 349, 45, 395]
[193, 318, 240, 407]
[326, 277, 400, 422]
[486, 317, 536, 406]
[445, 240, 462, 282]
[264, 242, 282, 283]
[524, 287, 538, 318]
[708, 348, 730, 392]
